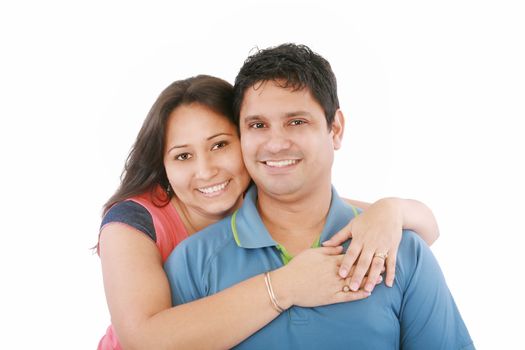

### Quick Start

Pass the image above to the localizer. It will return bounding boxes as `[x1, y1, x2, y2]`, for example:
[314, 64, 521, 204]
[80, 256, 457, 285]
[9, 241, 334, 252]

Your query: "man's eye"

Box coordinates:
[290, 119, 305, 126]
[211, 141, 228, 150]
[250, 122, 265, 129]
[176, 153, 192, 161]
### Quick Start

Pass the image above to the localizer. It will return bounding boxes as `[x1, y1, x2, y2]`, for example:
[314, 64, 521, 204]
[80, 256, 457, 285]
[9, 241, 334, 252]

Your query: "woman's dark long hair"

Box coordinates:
[102, 75, 235, 215]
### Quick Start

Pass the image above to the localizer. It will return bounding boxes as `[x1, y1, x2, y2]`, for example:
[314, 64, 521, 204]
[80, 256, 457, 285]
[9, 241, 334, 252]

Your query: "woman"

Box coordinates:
[98, 75, 439, 349]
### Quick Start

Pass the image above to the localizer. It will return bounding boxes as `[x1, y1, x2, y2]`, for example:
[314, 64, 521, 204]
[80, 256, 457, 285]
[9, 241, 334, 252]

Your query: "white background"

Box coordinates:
[1, 1, 523, 349]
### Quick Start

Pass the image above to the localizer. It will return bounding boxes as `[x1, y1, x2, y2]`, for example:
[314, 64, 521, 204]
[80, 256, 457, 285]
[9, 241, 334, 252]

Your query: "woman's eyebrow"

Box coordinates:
[167, 133, 233, 153]
[166, 144, 188, 154]
[207, 132, 233, 140]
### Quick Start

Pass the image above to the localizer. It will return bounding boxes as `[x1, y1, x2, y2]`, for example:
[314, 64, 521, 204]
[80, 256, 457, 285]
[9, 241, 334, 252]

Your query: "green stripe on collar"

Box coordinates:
[231, 210, 242, 247]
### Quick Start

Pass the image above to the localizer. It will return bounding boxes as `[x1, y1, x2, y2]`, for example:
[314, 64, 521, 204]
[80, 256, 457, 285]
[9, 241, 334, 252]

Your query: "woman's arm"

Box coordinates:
[324, 197, 439, 292]
[345, 197, 440, 245]
[99, 225, 370, 350]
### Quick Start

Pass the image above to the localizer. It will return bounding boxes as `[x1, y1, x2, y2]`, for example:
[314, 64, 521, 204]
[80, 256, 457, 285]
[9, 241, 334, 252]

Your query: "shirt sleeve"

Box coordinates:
[101, 200, 157, 242]
[397, 231, 475, 350]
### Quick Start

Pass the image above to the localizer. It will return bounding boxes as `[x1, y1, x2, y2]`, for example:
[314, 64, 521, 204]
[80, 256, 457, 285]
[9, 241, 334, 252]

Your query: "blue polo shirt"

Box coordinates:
[164, 185, 474, 349]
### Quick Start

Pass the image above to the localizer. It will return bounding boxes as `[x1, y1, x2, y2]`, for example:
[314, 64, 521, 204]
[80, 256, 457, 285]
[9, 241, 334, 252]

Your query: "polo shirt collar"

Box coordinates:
[232, 185, 275, 248]
[232, 184, 358, 249]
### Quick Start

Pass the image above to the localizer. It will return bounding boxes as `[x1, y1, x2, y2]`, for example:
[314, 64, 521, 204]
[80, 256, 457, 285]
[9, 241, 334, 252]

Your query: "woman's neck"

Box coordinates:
[170, 195, 244, 235]
[170, 198, 216, 235]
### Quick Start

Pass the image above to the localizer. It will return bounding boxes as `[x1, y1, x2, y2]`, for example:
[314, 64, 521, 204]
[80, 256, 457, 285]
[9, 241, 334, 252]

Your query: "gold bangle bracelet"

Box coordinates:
[264, 272, 285, 313]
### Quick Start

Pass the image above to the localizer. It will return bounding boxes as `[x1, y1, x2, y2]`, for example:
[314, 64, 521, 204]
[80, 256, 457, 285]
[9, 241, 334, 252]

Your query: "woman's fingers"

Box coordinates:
[347, 249, 374, 291]
[385, 246, 398, 287]
[322, 222, 353, 247]
[334, 289, 371, 303]
[317, 245, 344, 256]
[363, 255, 386, 292]
[337, 240, 362, 278]
[351, 273, 383, 289]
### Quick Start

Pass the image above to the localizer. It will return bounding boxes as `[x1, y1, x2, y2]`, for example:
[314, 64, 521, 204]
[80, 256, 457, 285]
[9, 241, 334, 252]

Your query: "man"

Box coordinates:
[165, 43, 474, 349]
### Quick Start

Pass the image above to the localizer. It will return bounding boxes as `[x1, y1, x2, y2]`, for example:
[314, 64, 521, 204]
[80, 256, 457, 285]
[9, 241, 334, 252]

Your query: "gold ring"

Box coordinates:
[342, 285, 351, 293]
[374, 252, 388, 260]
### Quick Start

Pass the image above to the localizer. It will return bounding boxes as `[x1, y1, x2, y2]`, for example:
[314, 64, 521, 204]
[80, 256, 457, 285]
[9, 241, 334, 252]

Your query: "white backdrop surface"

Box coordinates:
[1, 1, 523, 349]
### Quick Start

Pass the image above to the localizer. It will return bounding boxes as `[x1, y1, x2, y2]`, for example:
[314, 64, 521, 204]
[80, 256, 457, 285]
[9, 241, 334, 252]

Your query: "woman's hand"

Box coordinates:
[270, 246, 381, 309]
[322, 198, 403, 292]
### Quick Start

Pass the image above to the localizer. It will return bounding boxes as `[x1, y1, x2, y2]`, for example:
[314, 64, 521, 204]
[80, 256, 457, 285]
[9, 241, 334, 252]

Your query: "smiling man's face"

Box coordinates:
[239, 80, 344, 201]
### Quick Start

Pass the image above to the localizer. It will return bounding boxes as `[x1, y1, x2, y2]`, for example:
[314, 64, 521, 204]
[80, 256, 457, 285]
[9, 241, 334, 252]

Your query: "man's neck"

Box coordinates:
[257, 183, 333, 256]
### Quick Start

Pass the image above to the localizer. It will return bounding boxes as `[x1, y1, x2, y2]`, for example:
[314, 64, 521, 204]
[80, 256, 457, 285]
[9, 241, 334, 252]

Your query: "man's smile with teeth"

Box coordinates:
[264, 160, 298, 167]
[197, 180, 229, 194]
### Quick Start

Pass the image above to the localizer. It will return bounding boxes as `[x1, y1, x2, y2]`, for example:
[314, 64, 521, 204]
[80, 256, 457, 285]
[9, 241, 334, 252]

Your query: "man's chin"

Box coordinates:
[256, 182, 304, 199]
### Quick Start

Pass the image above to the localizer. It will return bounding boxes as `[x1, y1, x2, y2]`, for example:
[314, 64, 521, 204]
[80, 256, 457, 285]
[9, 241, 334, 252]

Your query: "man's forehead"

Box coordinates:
[247, 79, 308, 95]
[242, 81, 313, 107]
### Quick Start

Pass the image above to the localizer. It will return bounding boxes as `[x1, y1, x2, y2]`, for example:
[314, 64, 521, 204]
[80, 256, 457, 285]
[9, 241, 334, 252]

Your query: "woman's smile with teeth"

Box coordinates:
[265, 160, 297, 167]
[197, 180, 229, 195]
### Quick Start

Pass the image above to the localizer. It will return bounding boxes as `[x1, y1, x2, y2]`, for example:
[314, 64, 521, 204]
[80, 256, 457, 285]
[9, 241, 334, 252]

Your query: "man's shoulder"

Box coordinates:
[163, 214, 242, 303]
[165, 214, 235, 269]
[395, 229, 443, 290]
[187, 214, 234, 245]
[398, 229, 429, 255]
[396, 229, 429, 266]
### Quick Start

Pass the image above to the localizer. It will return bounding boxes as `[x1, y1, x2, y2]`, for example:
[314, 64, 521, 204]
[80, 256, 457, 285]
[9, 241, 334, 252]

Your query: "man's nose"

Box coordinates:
[264, 128, 292, 154]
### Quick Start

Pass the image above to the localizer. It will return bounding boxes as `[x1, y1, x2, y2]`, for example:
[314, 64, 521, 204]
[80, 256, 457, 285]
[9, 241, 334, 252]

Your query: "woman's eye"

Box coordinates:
[176, 153, 192, 161]
[212, 141, 228, 150]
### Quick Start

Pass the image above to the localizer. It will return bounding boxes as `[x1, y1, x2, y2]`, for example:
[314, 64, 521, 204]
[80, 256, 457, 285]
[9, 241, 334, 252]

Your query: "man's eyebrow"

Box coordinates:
[243, 115, 264, 123]
[243, 111, 313, 122]
[285, 111, 314, 118]
[166, 133, 233, 153]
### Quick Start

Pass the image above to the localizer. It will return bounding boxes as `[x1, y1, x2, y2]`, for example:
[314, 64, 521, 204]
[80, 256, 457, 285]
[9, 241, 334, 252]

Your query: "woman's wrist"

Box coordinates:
[383, 197, 439, 244]
[377, 197, 404, 227]
[265, 266, 294, 310]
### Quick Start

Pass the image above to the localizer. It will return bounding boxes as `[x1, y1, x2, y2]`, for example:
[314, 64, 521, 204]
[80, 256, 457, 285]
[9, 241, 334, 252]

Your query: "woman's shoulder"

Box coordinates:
[101, 200, 157, 242]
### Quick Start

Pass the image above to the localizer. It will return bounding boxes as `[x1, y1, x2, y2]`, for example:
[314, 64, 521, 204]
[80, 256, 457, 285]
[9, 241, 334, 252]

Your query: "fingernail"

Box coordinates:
[365, 283, 374, 292]
[339, 268, 348, 278]
[350, 281, 359, 291]
[377, 275, 383, 283]
[386, 278, 393, 287]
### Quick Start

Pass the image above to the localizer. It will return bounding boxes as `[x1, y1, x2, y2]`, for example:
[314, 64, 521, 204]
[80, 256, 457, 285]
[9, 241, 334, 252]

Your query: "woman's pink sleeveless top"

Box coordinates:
[97, 190, 188, 349]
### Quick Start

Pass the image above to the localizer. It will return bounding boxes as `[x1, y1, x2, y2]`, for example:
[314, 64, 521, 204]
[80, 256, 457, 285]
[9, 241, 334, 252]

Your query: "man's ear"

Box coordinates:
[330, 109, 345, 150]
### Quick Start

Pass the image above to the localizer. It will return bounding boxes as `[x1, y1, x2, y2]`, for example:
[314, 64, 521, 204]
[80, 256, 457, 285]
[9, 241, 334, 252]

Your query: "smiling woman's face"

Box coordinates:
[163, 103, 251, 219]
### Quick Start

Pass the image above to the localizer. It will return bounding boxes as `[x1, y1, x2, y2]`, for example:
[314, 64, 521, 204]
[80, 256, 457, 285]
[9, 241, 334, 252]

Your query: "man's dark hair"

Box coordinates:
[233, 43, 339, 129]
